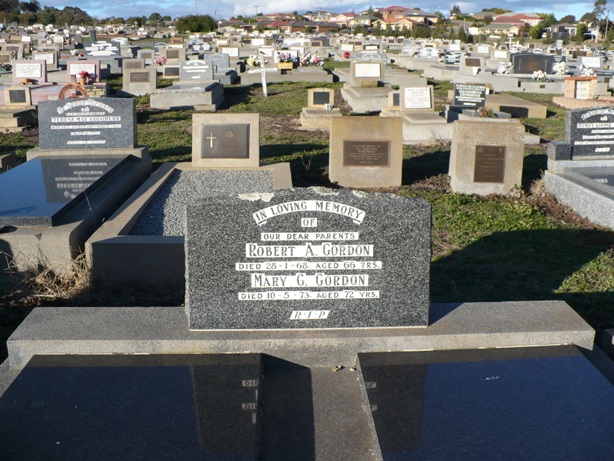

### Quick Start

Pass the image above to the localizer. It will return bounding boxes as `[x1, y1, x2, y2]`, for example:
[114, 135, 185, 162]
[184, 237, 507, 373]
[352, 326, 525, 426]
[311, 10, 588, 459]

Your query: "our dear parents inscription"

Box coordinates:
[185, 188, 431, 329]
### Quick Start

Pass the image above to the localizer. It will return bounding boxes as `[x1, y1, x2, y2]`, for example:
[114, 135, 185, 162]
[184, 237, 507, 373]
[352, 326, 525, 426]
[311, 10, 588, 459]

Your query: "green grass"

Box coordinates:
[0, 77, 613, 345]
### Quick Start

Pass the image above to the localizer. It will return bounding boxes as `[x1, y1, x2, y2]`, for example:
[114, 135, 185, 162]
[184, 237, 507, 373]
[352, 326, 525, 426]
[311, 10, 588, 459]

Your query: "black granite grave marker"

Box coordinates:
[200, 124, 250, 159]
[8, 89, 26, 104]
[453, 83, 486, 107]
[38, 98, 137, 150]
[511, 53, 555, 74]
[313, 91, 330, 105]
[566, 106, 614, 159]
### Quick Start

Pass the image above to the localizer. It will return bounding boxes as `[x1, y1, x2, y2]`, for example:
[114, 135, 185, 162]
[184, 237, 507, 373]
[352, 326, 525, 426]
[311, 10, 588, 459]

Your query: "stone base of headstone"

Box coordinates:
[486, 93, 548, 118]
[400, 112, 452, 145]
[240, 67, 332, 85]
[340, 85, 391, 113]
[26, 146, 150, 161]
[544, 167, 614, 231]
[86, 162, 293, 285]
[0, 155, 152, 273]
[552, 96, 614, 110]
[0, 107, 35, 132]
[299, 107, 342, 131]
[383, 70, 426, 88]
[149, 82, 223, 111]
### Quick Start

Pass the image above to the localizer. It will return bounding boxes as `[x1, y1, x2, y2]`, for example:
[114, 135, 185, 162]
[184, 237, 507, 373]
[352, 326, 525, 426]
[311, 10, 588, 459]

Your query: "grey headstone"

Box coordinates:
[38, 98, 137, 150]
[511, 53, 555, 74]
[185, 188, 431, 330]
[179, 60, 214, 82]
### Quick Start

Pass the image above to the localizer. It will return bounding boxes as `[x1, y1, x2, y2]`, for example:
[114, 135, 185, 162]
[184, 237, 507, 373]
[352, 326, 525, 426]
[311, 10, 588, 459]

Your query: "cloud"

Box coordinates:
[48, 0, 595, 22]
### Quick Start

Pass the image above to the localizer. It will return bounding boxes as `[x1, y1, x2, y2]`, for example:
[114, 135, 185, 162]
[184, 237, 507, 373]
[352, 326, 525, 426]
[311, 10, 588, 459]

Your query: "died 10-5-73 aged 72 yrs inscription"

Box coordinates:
[185, 188, 431, 330]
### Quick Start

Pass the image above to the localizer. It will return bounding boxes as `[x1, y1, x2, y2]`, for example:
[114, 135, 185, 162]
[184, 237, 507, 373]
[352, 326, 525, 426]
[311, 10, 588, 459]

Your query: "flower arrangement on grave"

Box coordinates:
[477, 107, 497, 118]
[153, 56, 167, 66]
[531, 70, 548, 82]
[343, 51, 351, 59]
[277, 52, 297, 63]
[580, 64, 596, 77]
[246, 55, 265, 67]
[0, 63, 11, 72]
[78, 70, 90, 85]
[496, 62, 512, 75]
[552, 61, 567, 76]
[299, 53, 323, 67]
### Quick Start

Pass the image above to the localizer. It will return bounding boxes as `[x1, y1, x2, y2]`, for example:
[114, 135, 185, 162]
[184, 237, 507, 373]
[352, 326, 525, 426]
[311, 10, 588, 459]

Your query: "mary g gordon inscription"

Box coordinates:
[186, 189, 431, 330]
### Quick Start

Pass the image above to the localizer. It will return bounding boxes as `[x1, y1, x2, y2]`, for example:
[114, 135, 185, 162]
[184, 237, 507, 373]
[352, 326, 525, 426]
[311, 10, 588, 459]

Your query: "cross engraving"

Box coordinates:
[206, 132, 216, 148]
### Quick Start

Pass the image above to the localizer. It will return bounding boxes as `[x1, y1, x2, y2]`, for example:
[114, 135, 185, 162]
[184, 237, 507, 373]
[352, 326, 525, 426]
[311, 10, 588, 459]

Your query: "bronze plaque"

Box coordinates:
[130, 71, 150, 83]
[343, 141, 390, 167]
[474, 146, 505, 183]
[465, 58, 481, 67]
[8, 89, 26, 104]
[525, 58, 543, 72]
[201, 124, 250, 159]
[125, 61, 143, 69]
[166, 49, 180, 59]
[164, 66, 179, 76]
[392, 92, 400, 107]
[313, 91, 330, 105]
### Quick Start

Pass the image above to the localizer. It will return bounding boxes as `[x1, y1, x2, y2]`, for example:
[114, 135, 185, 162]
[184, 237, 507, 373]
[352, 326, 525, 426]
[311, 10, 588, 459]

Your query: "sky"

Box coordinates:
[41, 0, 600, 22]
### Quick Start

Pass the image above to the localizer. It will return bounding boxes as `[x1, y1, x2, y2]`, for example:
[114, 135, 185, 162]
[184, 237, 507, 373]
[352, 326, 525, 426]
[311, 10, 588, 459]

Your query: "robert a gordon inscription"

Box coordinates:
[185, 188, 431, 330]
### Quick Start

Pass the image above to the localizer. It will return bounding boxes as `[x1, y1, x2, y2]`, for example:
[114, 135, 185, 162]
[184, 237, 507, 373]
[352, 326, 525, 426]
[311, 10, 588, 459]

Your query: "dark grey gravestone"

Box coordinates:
[185, 188, 431, 330]
[566, 107, 614, 159]
[37, 98, 137, 150]
[179, 60, 213, 82]
[453, 83, 486, 107]
[203, 53, 231, 72]
[511, 53, 555, 74]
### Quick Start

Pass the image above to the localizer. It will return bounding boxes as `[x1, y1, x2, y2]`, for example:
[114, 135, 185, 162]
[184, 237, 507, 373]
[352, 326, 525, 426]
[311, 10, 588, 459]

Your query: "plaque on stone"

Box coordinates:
[185, 188, 431, 329]
[8, 89, 26, 104]
[164, 66, 180, 77]
[392, 93, 400, 107]
[575, 81, 591, 100]
[313, 91, 330, 105]
[130, 71, 150, 83]
[14, 62, 42, 79]
[354, 62, 380, 78]
[403, 87, 431, 110]
[200, 124, 250, 159]
[125, 61, 143, 69]
[453, 83, 486, 107]
[343, 141, 390, 166]
[166, 49, 180, 59]
[511, 53, 554, 74]
[464, 58, 481, 67]
[473, 145, 505, 183]
[567, 107, 614, 158]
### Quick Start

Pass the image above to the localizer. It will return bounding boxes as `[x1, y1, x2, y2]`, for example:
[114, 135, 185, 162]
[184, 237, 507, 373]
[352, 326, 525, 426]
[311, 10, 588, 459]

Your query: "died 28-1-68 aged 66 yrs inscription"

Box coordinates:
[186, 188, 431, 330]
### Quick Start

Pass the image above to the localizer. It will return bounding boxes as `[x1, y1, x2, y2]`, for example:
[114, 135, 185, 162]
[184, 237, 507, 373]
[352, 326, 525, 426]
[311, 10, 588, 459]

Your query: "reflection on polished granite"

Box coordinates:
[0, 156, 127, 226]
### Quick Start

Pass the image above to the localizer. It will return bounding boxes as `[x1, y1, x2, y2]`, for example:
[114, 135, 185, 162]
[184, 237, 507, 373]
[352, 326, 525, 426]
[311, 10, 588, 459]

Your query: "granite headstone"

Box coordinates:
[185, 187, 431, 329]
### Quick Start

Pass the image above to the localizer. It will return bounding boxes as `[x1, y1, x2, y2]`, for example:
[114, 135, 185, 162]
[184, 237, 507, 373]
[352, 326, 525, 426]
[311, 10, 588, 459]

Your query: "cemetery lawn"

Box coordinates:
[1, 79, 613, 360]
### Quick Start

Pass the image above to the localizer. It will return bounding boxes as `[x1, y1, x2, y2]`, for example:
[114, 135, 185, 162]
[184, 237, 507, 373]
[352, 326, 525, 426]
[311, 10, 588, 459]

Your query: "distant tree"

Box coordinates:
[481, 8, 511, 15]
[483, 14, 493, 25]
[559, 15, 576, 24]
[175, 14, 216, 33]
[457, 26, 468, 42]
[575, 22, 589, 41]
[149, 12, 161, 23]
[411, 25, 431, 38]
[450, 5, 462, 16]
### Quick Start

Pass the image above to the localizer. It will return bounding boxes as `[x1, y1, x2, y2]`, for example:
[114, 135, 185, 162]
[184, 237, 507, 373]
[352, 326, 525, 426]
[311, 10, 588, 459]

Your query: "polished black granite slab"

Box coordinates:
[359, 346, 614, 460]
[0, 156, 127, 226]
[0, 354, 264, 461]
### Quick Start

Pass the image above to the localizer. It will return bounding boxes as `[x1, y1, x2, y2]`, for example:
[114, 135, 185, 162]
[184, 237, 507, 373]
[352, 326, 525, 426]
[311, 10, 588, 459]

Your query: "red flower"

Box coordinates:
[343, 51, 351, 59]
